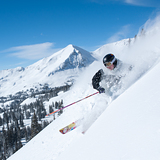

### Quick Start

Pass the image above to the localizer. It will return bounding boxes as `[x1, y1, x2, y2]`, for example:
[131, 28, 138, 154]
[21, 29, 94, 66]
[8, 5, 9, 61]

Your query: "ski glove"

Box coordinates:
[97, 87, 105, 94]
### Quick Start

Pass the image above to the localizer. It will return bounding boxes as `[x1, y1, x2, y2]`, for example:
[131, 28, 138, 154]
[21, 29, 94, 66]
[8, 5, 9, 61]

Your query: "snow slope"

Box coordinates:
[57, 60, 160, 160]
[8, 51, 160, 160]
[8, 15, 160, 160]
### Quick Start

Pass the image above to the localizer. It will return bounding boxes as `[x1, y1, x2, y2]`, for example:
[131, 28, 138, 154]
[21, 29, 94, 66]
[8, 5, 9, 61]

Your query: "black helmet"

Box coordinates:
[103, 54, 116, 67]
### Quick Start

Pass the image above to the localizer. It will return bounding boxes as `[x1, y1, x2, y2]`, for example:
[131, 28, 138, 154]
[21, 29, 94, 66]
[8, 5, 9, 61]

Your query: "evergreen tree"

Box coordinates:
[0, 116, 2, 126]
[25, 111, 31, 119]
[26, 126, 31, 141]
[140, 28, 145, 36]
[2, 126, 8, 158]
[19, 113, 24, 127]
[24, 127, 29, 142]
[7, 125, 14, 153]
[49, 105, 53, 113]
[55, 101, 59, 109]
[31, 112, 40, 139]
[58, 100, 63, 116]
[0, 132, 2, 156]
[134, 34, 137, 41]
[14, 125, 21, 152]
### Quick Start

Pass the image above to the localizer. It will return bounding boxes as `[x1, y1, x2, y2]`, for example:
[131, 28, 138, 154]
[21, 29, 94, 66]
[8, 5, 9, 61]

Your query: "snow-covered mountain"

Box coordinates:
[0, 44, 95, 97]
[7, 15, 160, 160]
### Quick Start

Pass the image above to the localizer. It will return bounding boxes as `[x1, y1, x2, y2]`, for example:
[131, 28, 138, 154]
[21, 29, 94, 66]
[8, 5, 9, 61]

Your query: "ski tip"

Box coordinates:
[59, 129, 65, 134]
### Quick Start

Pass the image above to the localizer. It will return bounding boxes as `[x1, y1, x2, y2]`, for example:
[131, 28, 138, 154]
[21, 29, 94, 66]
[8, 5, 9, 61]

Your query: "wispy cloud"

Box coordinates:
[124, 0, 160, 7]
[2, 42, 61, 60]
[125, 0, 141, 6]
[89, 0, 160, 7]
[106, 12, 160, 44]
[106, 25, 131, 43]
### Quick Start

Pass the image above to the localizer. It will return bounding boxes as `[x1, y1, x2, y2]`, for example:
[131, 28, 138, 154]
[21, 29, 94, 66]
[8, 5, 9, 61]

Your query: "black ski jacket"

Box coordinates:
[92, 69, 104, 90]
[92, 59, 132, 92]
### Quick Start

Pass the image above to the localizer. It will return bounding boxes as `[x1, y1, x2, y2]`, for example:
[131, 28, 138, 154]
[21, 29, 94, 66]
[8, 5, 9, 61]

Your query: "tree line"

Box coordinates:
[0, 98, 64, 159]
[0, 84, 70, 159]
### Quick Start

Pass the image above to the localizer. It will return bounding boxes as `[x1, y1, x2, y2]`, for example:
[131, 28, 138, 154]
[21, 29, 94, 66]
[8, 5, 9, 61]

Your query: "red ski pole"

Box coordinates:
[46, 91, 99, 116]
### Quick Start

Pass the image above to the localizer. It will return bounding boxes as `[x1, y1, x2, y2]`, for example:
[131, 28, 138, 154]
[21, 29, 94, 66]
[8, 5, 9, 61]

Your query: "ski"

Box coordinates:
[59, 119, 83, 134]
[59, 122, 76, 134]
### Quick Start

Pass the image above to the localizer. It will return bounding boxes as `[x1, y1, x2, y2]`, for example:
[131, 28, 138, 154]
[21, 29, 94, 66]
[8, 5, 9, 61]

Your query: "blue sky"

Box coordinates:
[0, 0, 160, 70]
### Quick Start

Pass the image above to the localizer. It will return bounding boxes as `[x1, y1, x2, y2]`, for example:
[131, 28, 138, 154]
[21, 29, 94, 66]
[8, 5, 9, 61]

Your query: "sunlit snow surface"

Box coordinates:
[8, 15, 160, 160]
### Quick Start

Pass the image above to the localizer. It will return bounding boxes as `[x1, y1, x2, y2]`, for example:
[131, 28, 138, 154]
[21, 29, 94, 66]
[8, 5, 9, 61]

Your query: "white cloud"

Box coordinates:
[125, 0, 139, 5]
[3, 42, 61, 60]
[89, 0, 160, 7]
[89, 0, 138, 5]
[124, 0, 160, 7]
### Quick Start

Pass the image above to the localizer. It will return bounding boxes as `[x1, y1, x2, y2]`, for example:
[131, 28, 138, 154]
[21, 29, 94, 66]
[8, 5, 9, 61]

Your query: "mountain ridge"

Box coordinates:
[0, 44, 95, 97]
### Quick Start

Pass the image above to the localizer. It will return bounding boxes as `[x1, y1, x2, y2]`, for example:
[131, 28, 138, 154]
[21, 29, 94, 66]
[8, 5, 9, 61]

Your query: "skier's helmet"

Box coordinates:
[103, 54, 116, 67]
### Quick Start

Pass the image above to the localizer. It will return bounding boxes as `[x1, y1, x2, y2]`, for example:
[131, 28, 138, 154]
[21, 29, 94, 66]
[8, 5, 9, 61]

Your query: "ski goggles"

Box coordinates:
[104, 57, 116, 67]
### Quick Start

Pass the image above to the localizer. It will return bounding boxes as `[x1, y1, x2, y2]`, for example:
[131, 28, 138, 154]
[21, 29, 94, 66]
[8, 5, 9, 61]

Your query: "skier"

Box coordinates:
[92, 53, 132, 96]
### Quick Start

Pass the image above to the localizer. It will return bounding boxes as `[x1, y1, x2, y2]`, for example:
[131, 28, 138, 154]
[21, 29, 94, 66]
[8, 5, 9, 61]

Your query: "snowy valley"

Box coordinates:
[1, 15, 160, 160]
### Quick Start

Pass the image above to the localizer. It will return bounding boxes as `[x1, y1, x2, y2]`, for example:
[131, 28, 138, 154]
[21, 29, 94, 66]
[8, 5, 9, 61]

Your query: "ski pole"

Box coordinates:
[46, 91, 99, 116]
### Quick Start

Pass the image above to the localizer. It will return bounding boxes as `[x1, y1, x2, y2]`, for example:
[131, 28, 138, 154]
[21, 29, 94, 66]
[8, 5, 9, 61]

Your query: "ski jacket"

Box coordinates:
[92, 59, 132, 95]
